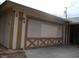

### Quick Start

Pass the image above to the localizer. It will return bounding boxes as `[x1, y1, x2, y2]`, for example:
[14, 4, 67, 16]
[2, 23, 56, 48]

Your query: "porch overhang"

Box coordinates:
[0, 0, 68, 24]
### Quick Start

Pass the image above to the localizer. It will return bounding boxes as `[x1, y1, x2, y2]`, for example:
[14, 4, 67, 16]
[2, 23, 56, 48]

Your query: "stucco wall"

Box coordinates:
[27, 18, 63, 38]
[0, 11, 11, 48]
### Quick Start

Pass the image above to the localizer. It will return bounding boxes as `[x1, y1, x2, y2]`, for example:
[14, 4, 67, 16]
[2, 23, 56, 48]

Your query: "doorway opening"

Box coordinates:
[70, 24, 79, 45]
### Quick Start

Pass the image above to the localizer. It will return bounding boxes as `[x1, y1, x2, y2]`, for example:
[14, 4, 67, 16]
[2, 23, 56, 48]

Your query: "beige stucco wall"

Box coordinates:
[27, 18, 63, 38]
[0, 11, 11, 48]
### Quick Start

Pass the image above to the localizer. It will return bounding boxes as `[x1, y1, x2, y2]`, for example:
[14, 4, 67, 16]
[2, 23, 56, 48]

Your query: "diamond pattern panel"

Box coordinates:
[26, 38, 63, 49]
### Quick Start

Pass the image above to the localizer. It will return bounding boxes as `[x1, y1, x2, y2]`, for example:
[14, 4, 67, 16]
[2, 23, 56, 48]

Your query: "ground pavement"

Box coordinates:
[26, 46, 79, 58]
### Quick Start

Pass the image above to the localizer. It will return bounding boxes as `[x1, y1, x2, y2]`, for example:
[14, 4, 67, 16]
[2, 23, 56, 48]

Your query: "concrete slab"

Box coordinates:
[26, 46, 79, 58]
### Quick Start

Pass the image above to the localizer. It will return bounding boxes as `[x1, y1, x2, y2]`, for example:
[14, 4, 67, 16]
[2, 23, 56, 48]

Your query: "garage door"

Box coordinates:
[26, 18, 63, 49]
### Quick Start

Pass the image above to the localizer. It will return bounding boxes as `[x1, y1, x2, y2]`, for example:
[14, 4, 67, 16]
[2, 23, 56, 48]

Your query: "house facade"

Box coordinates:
[0, 0, 70, 49]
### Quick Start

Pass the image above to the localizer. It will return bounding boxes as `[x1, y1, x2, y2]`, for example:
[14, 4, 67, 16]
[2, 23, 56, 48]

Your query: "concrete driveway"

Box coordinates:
[26, 46, 79, 58]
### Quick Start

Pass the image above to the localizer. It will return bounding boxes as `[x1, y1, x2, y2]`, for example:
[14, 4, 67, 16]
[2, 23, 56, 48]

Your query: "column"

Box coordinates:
[12, 11, 19, 49]
[21, 14, 26, 49]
